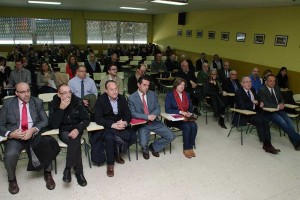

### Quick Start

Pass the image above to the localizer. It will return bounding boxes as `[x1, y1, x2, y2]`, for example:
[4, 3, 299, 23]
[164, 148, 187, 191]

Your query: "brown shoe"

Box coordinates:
[8, 179, 19, 194]
[115, 156, 125, 164]
[149, 143, 160, 157]
[263, 144, 279, 154]
[143, 152, 150, 160]
[44, 172, 56, 190]
[107, 165, 114, 177]
[183, 150, 192, 158]
[189, 149, 196, 157]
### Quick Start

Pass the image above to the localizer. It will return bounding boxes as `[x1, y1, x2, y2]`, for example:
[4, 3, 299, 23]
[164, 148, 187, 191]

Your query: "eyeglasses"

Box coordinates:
[110, 68, 118, 71]
[59, 90, 72, 95]
[17, 89, 30, 94]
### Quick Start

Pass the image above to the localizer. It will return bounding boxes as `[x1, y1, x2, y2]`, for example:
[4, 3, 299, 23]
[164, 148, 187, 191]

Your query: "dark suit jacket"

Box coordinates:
[85, 61, 101, 78]
[234, 87, 260, 125]
[218, 69, 231, 83]
[177, 70, 198, 94]
[128, 90, 161, 121]
[258, 85, 284, 108]
[212, 59, 223, 70]
[222, 78, 241, 93]
[195, 59, 208, 72]
[0, 97, 48, 137]
[127, 75, 155, 95]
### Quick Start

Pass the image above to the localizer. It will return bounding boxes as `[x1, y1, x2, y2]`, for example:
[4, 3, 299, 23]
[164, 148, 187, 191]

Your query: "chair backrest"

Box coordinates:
[93, 72, 107, 81]
[144, 60, 152, 66]
[78, 62, 85, 66]
[0, 52, 8, 58]
[58, 63, 67, 73]
[55, 72, 69, 85]
[103, 50, 108, 55]
[4, 95, 15, 99]
[6, 61, 15, 70]
[133, 56, 142, 61]
[146, 56, 154, 61]
[119, 56, 129, 61]
[93, 50, 99, 55]
[130, 60, 139, 66]
[38, 93, 56, 103]
[293, 94, 300, 102]
[161, 56, 167, 61]
[117, 72, 124, 80]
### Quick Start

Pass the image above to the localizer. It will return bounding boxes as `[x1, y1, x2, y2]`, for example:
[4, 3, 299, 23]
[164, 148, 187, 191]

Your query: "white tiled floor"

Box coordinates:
[1, 94, 300, 200]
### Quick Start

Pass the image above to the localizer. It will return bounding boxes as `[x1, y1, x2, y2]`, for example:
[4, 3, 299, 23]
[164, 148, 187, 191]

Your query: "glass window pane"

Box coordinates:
[86, 20, 102, 44]
[102, 21, 117, 44]
[120, 22, 134, 44]
[53, 19, 71, 44]
[0, 17, 14, 44]
[14, 18, 32, 44]
[36, 18, 53, 44]
[134, 23, 147, 44]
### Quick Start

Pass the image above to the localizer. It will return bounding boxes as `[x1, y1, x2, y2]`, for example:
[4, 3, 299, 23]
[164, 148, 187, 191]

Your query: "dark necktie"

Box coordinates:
[232, 80, 238, 91]
[271, 89, 278, 104]
[21, 102, 28, 131]
[247, 90, 251, 100]
[81, 80, 84, 98]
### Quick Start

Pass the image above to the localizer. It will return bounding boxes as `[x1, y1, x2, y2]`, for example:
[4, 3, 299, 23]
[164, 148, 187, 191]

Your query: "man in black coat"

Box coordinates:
[93, 80, 136, 177]
[222, 70, 241, 107]
[85, 52, 101, 79]
[234, 77, 279, 154]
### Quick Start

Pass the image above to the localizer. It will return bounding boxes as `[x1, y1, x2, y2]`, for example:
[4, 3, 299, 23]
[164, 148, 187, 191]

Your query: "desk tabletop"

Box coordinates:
[230, 108, 256, 115]
[262, 107, 279, 112]
[86, 122, 104, 132]
[160, 113, 185, 121]
[41, 129, 59, 136]
[284, 104, 300, 109]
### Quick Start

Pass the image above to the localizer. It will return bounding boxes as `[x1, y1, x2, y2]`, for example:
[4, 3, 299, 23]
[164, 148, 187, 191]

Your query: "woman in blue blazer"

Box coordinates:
[165, 78, 198, 158]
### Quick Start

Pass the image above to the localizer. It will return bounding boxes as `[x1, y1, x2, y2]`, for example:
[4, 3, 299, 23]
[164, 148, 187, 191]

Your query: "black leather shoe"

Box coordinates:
[193, 108, 201, 116]
[62, 169, 71, 183]
[44, 172, 56, 190]
[218, 118, 227, 129]
[115, 156, 125, 164]
[263, 144, 279, 154]
[8, 179, 19, 194]
[143, 152, 150, 160]
[75, 173, 87, 187]
[149, 143, 160, 157]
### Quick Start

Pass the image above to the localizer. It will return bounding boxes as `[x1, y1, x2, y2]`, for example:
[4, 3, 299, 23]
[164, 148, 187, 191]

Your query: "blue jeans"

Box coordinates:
[174, 121, 198, 150]
[138, 121, 176, 153]
[264, 110, 300, 147]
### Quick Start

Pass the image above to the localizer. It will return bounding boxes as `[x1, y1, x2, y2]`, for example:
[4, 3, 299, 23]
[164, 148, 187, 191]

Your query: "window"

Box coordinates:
[0, 17, 71, 45]
[86, 20, 148, 44]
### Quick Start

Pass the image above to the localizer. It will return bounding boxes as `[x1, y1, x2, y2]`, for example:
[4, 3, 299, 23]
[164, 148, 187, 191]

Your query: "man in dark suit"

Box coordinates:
[128, 76, 175, 160]
[85, 52, 101, 79]
[218, 61, 231, 83]
[210, 54, 223, 70]
[222, 70, 241, 107]
[195, 53, 208, 72]
[0, 82, 55, 194]
[258, 74, 300, 150]
[235, 77, 279, 154]
[93, 80, 136, 177]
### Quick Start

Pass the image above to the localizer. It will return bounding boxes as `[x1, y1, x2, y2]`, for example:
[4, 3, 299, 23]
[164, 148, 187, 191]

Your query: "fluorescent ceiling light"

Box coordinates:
[120, 7, 147, 11]
[151, 0, 188, 6]
[28, 1, 61, 5]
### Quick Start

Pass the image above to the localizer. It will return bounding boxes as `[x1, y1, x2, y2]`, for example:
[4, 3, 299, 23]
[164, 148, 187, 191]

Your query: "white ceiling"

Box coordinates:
[0, 0, 299, 14]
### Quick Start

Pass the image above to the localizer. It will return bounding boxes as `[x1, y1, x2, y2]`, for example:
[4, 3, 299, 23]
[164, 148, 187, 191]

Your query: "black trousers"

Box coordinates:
[59, 131, 83, 173]
[247, 114, 271, 143]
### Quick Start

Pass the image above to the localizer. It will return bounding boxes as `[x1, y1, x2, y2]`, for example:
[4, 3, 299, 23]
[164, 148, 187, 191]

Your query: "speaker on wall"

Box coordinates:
[178, 12, 186, 25]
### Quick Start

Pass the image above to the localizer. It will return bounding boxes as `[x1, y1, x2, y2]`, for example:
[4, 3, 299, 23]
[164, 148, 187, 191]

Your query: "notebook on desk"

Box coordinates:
[130, 118, 147, 126]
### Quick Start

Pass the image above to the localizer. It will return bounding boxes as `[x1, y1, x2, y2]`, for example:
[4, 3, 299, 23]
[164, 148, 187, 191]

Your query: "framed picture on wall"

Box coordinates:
[177, 29, 182, 37]
[274, 35, 288, 47]
[208, 31, 215, 39]
[254, 34, 265, 44]
[236, 32, 246, 42]
[221, 32, 229, 41]
[196, 30, 203, 38]
[186, 30, 192, 37]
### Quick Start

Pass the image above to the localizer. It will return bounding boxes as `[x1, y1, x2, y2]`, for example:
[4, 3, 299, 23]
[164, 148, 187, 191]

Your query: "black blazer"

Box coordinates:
[222, 78, 241, 93]
[195, 59, 208, 72]
[85, 61, 101, 78]
[258, 85, 284, 108]
[218, 68, 231, 83]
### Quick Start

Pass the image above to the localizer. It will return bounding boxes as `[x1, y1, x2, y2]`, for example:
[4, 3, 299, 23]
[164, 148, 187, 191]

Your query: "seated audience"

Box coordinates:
[210, 54, 223, 70]
[0, 56, 12, 98]
[262, 69, 272, 85]
[197, 62, 210, 85]
[217, 61, 231, 83]
[68, 65, 98, 115]
[179, 54, 195, 73]
[66, 55, 79, 79]
[195, 53, 208, 72]
[100, 64, 123, 95]
[151, 53, 167, 73]
[0, 82, 56, 194]
[222, 70, 241, 107]
[178, 60, 201, 115]
[128, 75, 175, 160]
[165, 78, 198, 158]
[93, 80, 136, 177]
[36, 61, 57, 94]
[258, 74, 300, 151]
[49, 84, 90, 186]
[53, 46, 66, 63]
[7, 46, 23, 61]
[165, 54, 179, 73]
[8, 58, 31, 87]
[85, 52, 101, 78]
[276, 67, 296, 106]
[74, 48, 86, 62]
[203, 70, 227, 129]
[249, 67, 262, 94]
[235, 77, 280, 154]
[104, 53, 122, 72]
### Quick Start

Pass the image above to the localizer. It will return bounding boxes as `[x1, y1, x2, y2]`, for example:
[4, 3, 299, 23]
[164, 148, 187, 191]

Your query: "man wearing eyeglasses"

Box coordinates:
[0, 82, 55, 194]
[100, 63, 124, 95]
[49, 84, 90, 187]
[68, 65, 98, 115]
